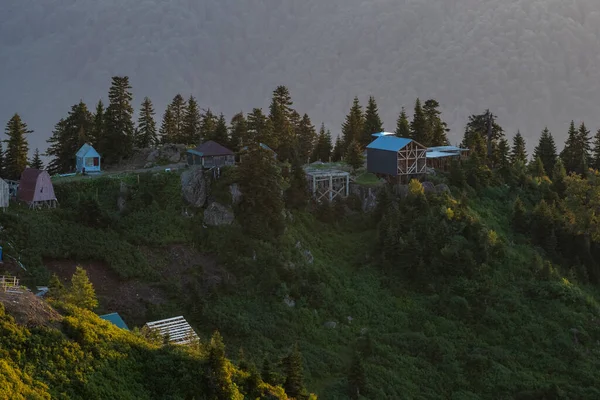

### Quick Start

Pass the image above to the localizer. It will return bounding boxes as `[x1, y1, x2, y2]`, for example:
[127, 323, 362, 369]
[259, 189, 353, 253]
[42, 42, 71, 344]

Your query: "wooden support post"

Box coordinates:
[346, 175, 350, 197]
[329, 175, 333, 202]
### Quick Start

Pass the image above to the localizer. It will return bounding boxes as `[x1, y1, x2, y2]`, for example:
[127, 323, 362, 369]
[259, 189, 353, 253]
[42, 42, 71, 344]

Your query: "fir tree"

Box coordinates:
[560, 120, 578, 173]
[229, 112, 247, 152]
[4, 114, 31, 180]
[91, 100, 104, 148]
[345, 140, 364, 171]
[136, 97, 157, 148]
[261, 358, 277, 386]
[362, 96, 383, 146]
[269, 85, 294, 157]
[159, 106, 176, 144]
[497, 138, 511, 169]
[0, 142, 5, 177]
[296, 114, 317, 163]
[591, 129, 600, 172]
[183, 95, 201, 145]
[200, 109, 218, 143]
[462, 110, 505, 164]
[247, 108, 273, 148]
[238, 143, 285, 241]
[560, 121, 590, 175]
[533, 128, 558, 175]
[29, 148, 44, 170]
[207, 331, 242, 400]
[530, 156, 546, 178]
[285, 160, 310, 209]
[213, 113, 229, 145]
[312, 124, 332, 162]
[69, 266, 98, 310]
[510, 131, 528, 165]
[410, 98, 428, 144]
[283, 343, 306, 400]
[348, 353, 367, 399]
[48, 274, 66, 301]
[512, 196, 528, 234]
[341, 97, 364, 151]
[423, 99, 449, 146]
[167, 94, 186, 143]
[552, 157, 567, 196]
[102, 76, 135, 162]
[332, 136, 344, 162]
[391, 110, 409, 142]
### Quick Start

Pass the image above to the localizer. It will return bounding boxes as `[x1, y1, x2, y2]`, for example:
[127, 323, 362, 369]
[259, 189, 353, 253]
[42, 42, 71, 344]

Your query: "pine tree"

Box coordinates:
[229, 112, 247, 152]
[269, 85, 295, 157]
[348, 353, 367, 399]
[345, 140, 364, 171]
[410, 98, 427, 144]
[200, 109, 218, 143]
[247, 108, 274, 148]
[533, 128, 558, 175]
[552, 158, 567, 196]
[208, 331, 242, 400]
[285, 160, 310, 209]
[261, 358, 276, 386]
[48, 274, 66, 301]
[68, 266, 98, 310]
[462, 110, 505, 163]
[510, 131, 528, 165]
[497, 138, 511, 169]
[238, 143, 285, 241]
[560, 121, 590, 175]
[312, 124, 332, 162]
[29, 148, 44, 170]
[511, 196, 528, 234]
[0, 142, 5, 177]
[213, 113, 229, 145]
[592, 129, 600, 172]
[167, 94, 187, 143]
[91, 100, 104, 148]
[102, 76, 135, 163]
[283, 343, 306, 400]
[341, 97, 364, 151]
[183, 95, 201, 145]
[362, 96, 384, 146]
[332, 136, 344, 162]
[159, 107, 176, 144]
[530, 156, 546, 178]
[577, 122, 592, 175]
[297, 114, 317, 163]
[395, 107, 411, 138]
[136, 97, 157, 148]
[4, 114, 31, 180]
[423, 99, 449, 146]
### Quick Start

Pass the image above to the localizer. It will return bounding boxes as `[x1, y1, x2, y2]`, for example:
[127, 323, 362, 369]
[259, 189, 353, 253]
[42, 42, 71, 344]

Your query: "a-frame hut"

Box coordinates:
[0, 179, 9, 209]
[76, 143, 101, 173]
[18, 169, 58, 209]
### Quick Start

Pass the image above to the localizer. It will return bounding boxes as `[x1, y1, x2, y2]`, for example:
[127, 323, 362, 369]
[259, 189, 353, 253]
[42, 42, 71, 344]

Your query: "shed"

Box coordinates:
[145, 316, 199, 345]
[366, 136, 427, 179]
[426, 146, 470, 171]
[100, 312, 130, 330]
[187, 140, 235, 168]
[76, 143, 101, 173]
[17, 169, 58, 209]
[0, 179, 9, 209]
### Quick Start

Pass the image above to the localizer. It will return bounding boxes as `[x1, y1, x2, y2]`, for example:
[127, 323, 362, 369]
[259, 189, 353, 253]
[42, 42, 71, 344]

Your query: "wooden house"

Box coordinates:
[17, 168, 58, 209]
[186, 141, 235, 168]
[366, 136, 427, 181]
[0, 179, 9, 209]
[426, 146, 470, 171]
[76, 143, 101, 174]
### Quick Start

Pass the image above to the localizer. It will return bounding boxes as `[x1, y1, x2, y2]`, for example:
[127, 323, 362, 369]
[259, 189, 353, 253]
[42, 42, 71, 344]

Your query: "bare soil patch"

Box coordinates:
[0, 290, 62, 328]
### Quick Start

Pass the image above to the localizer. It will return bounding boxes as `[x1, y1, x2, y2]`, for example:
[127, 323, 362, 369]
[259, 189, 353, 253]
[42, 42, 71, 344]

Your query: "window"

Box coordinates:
[85, 157, 94, 167]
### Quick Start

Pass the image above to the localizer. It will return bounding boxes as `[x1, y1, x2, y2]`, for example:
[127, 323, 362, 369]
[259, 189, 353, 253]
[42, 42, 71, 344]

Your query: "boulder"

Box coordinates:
[181, 167, 207, 207]
[229, 184, 242, 204]
[422, 181, 436, 194]
[204, 202, 235, 226]
[435, 183, 450, 194]
[324, 321, 337, 329]
[146, 149, 160, 163]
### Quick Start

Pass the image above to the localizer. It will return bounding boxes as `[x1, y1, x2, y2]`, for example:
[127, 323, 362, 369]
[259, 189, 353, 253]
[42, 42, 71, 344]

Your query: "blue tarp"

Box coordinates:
[99, 313, 130, 330]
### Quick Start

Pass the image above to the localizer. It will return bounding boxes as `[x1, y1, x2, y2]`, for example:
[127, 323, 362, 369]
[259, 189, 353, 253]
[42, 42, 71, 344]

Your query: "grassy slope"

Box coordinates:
[3, 171, 600, 398]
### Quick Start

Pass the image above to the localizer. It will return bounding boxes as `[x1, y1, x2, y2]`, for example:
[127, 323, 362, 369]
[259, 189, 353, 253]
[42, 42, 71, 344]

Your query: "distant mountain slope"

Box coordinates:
[2, 0, 600, 153]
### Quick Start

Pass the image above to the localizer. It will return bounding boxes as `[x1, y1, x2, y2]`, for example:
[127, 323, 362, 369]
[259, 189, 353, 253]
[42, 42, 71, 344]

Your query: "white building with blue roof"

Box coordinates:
[76, 143, 101, 174]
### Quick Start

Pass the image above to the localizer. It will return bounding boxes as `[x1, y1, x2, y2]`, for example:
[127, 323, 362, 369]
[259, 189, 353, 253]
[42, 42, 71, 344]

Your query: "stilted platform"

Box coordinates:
[304, 166, 350, 203]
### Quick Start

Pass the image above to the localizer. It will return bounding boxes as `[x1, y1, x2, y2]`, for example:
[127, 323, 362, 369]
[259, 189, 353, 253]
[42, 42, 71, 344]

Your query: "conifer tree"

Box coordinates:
[48, 274, 66, 301]
[341, 97, 364, 150]
[362, 96, 383, 146]
[348, 353, 367, 399]
[297, 114, 317, 163]
[560, 121, 591, 175]
[238, 143, 285, 241]
[4, 114, 31, 179]
[183, 95, 201, 145]
[200, 109, 218, 143]
[462, 110, 505, 163]
[167, 94, 187, 143]
[269, 85, 294, 156]
[29, 148, 44, 170]
[102, 76, 135, 162]
[247, 108, 274, 148]
[332, 136, 344, 162]
[510, 131, 528, 165]
[395, 107, 411, 138]
[229, 112, 247, 152]
[345, 140, 364, 171]
[423, 99, 449, 146]
[69, 266, 98, 310]
[159, 106, 176, 144]
[312, 124, 332, 162]
[285, 160, 310, 209]
[552, 158, 567, 196]
[91, 100, 104, 148]
[213, 113, 229, 145]
[207, 331, 243, 400]
[497, 138, 511, 169]
[533, 128, 558, 175]
[410, 98, 428, 144]
[560, 120, 578, 173]
[261, 358, 275, 386]
[511, 196, 528, 234]
[0, 142, 5, 177]
[530, 155, 546, 178]
[283, 343, 306, 400]
[591, 129, 600, 172]
[136, 97, 157, 148]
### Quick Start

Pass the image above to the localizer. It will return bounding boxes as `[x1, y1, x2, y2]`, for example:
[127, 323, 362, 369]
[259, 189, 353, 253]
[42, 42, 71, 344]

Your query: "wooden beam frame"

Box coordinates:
[397, 141, 427, 176]
[305, 170, 350, 203]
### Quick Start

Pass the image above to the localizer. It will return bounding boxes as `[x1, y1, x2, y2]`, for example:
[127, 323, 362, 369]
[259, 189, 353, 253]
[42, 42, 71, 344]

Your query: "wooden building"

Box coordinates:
[17, 168, 58, 209]
[366, 136, 427, 181]
[186, 140, 235, 168]
[426, 146, 470, 171]
[76, 143, 101, 173]
[304, 166, 350, 203]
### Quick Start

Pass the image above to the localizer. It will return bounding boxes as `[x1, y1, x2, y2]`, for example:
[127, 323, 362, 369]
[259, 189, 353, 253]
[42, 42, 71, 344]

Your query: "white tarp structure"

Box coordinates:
[0, 179, 9, 209]
[145, 316, 199, 345]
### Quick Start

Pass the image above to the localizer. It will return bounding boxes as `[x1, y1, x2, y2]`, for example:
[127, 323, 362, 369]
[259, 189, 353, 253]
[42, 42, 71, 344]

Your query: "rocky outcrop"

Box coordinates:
[422, 181, 436, 194]
[181, 167, 207, 208]
[146, 143, 186, 164]
[117, 182, 129, 212]
[349, 184, 381, 212]
[435, 183, 450, 194]
[229, 183, 242, 205]
[203, 202, 235, 226]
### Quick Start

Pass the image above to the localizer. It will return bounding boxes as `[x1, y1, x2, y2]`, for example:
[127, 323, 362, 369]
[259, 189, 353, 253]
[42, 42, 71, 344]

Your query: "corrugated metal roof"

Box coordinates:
[100, 312, 129, 330]
[426, 151, 460, 159]
[76, 143, 100, 158]
[192, 140, 234, 157]
[371, 132, 395, 137]
[427, 146, 468, 153]
[367, 136, 412, 152]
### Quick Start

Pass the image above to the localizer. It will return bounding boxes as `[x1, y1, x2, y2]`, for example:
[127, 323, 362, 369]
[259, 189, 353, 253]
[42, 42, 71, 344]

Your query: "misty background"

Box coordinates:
[2, 0, 600, 156]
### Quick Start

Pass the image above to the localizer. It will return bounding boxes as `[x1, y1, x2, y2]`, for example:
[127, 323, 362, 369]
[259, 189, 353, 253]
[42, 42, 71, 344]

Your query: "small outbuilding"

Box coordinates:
[366, 136, 427, 181]
[187, 140, 235, 169]
[18, 168, 58, 209]
[76, 143, 101, 174]
[0, 178, 9, 209]
[100, 312, 130, 330]
[426, 146, 470, 171]
[145, 316, 199, 345]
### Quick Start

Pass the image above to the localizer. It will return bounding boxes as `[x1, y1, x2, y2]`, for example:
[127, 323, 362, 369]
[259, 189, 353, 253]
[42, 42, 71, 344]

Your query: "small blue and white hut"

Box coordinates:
[76, 143, 101, 173]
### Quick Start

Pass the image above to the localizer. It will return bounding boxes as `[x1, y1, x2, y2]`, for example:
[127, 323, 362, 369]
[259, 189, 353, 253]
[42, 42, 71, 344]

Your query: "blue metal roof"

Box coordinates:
[427, 151, 459, 159]
[100, 313, 130, 330]
[371, 132, 395, 138]
[187, 149, 204, 157]
[76, 143, 100, 158]
[427, 146, 468, 153]
[367, 136, 412, 152]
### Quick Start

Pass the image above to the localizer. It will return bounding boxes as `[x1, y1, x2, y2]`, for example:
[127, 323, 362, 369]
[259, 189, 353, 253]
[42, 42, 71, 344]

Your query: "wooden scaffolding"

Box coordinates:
[304, 168, 350, 203]
[398, 141, 428, 176]
[145, 316, 199, 346]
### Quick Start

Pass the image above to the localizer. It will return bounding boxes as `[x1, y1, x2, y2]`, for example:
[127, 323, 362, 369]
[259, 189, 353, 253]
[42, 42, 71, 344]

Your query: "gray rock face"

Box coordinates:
[204, 202, 235, 226]
[117, 182, 128, 212]
[229, 184, 242, 205]
[147, 144, 186, 164]
[181, 167, 207, 208]
[435, 183, 451, 194]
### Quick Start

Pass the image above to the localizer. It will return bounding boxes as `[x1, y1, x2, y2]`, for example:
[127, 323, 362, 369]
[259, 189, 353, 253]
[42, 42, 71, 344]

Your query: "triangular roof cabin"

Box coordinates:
[186, 140, 235, 168]
[76, 143, 101, 173]
[17, 168, 58, 209]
